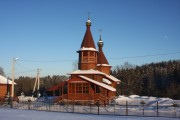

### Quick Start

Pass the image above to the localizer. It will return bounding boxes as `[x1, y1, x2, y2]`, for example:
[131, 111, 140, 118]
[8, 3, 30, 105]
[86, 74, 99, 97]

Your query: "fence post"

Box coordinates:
[89, 102, 92, 113]
[10, 97, 13, 108]
[28, 99, 31, 110]
[157, 101, 159, 117]
[172, 101, 178, 117]
[97, 99, 100, 115]
[114, 103, 115, 114]
[126, 100, 128, 116]
[49, 99, 51, 111]
[140, 100, 145, 116]
[73, 99, 74, 113]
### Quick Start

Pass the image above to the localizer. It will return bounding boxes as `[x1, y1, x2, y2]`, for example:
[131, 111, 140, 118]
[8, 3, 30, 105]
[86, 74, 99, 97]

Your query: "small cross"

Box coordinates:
[88, 12, 90, 19]
[99, 29, 102, 36]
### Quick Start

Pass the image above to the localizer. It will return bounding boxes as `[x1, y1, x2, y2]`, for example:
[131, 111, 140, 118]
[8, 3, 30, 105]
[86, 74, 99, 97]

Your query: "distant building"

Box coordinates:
[0, 75, 12, 98]
[48, 18, 120, 104]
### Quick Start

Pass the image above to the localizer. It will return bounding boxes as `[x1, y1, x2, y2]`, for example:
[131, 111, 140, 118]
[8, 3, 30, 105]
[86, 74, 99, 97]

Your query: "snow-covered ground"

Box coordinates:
[115, 95, 180, 106]
[0, 107, 179, 120]
[4, 95, 179, 119]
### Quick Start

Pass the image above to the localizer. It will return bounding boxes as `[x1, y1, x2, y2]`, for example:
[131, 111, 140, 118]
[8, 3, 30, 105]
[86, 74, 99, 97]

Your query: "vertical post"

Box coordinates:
[11, 57, 18, 108]
[126, 100, 128, 116]
[37, 68, 40, 97]
[90, 102, 92, 113]
[143, 104, 144, 115]
[11, 58, 15, 98]
[28, 99, 31, 110]
[6, 78, 10, 105]
[114, 102, 116, 114]
[157, 101, 159, 117]
[97, 99, 99, 115]
[73, 99, 74, 113]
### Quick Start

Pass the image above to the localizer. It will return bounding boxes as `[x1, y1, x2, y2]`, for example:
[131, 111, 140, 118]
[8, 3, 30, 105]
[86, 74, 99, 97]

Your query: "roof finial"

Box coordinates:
[88, 12, 90, 20]
[86, 12, 91, 26]
[99, 29, 102, 40]
[98, 29, 104, 47]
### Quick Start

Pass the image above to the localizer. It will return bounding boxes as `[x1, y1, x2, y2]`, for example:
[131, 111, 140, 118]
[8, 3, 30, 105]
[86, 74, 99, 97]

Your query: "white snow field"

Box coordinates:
[0, 108, 179, 120]
[2, 95, 178, 119]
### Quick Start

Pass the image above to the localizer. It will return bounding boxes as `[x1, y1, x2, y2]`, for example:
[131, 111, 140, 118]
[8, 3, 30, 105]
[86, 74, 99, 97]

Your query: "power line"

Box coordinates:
[14, 69, 37, 75]
[109, 52, 180, 60]
[19, 59, 75, 62]
[18, 51, 180, 62]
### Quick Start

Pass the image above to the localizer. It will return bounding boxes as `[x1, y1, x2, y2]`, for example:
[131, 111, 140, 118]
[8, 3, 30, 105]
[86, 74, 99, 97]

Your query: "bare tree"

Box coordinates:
[0, 66, 4, 76]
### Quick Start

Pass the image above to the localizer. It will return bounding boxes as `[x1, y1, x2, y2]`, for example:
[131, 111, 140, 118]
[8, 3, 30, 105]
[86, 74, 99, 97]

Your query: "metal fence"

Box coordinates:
[1, 97, 180, 118]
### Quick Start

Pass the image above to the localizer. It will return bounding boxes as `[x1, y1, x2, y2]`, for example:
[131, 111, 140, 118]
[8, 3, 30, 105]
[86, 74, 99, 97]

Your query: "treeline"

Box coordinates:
[13, 60, 180, 99]
[111, 60, 180, 99]
[15, 75, 68, 96]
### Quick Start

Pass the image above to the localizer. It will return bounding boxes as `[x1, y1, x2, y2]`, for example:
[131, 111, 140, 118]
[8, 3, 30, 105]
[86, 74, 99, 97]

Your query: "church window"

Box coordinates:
[69, 83, 75, 93]
[76, 83, 82, 93]
[83, 52, 88, 56]
[83, 83, 89, 93]
[90, 52, 94, 56]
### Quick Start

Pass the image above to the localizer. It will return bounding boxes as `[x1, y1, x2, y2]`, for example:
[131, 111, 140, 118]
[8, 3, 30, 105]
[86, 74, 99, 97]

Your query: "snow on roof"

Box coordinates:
[70, 69, 102, 75]
[0, 75, 16, 84]
[105, 75, 121, 82]
[87, 19, 91, 23]
[97, 64, 111, 67]
[103, 78, 112, 84]
[78, 47, 97, 51]
[79, 75, 116, 91]
[70, 69, 121, 83]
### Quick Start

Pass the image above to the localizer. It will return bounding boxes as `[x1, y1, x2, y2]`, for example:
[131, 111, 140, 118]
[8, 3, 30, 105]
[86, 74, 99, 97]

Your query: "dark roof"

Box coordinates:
[80, 23, 96, 49]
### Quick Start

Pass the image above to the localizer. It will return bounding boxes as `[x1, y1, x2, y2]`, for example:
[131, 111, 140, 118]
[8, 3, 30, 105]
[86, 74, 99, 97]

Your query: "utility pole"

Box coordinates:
[32, 68, 41, 97]
[37, 68, 40, 97]
[11, 57, 19, 108]
[11, 57, 19, 98]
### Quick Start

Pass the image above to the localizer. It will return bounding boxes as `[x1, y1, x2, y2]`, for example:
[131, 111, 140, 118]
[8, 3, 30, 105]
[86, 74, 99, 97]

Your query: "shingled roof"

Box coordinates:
[97, 50, 109, 65]
[97, 38, 109, 65]
[80, 19, 96, 49]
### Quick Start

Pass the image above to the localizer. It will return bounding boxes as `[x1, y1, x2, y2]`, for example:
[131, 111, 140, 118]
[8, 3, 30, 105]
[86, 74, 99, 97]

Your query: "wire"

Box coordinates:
[19, 59, 75, 62]
[18, 51, 180, 62]
[14, 69, 37, 75]
[109, 52, 180, 60]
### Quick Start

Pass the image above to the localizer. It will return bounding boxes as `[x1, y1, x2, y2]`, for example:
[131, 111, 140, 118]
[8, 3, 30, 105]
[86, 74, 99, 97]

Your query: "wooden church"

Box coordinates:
[48, 18, 120, 104]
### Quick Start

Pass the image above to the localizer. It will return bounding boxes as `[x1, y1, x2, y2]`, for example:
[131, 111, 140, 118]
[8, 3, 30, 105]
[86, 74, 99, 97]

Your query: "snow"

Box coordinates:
[0, 108, 179, 120]
[70, 69, 102, 74]
[87, 19, 91, 23]
[18, 95, 36, 102]
[103, 78, 112, 84]
[1, 95, 180, 119]
[69, 69, 120, 83]
[105, 75, 121, 82]
[0, 75, 16, 84]
[97, 64, 111, 66]
[115, 95, 180, 106]
[79, 47, 97, 51]
[79, 75, 116, 91]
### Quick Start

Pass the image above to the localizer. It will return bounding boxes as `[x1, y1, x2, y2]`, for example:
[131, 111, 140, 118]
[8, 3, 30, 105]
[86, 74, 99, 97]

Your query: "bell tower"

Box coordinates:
[97, 34, 111, 75]
[77, 18, 97, 70]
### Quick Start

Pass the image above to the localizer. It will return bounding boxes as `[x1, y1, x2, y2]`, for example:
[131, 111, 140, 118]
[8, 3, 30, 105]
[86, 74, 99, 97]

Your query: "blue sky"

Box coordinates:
[0, 0, 180, 78]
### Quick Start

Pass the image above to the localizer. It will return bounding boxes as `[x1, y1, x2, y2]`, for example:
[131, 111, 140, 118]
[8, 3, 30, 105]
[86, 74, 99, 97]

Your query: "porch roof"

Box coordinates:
[69, 69, 121, 83]
[48, 81, 67, 91]
[78, 75, 116, 92]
